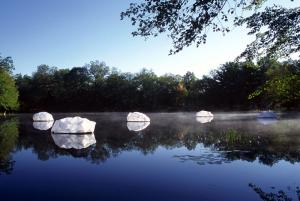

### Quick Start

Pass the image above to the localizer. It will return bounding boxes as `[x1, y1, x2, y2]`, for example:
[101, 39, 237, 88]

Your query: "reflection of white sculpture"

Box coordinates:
[33, 112, 54, 122]
[196, 116, 214, 123]
[127, 112, 150, 122]
[51, 117, 96, 133]
[127, 122, 150, 131]
[33, 121, 54, 130]
[51, 133, 96, 149]
[196, 110, 213, 117]
[257, 111, 277, 118]
[257, 118, 278, 125]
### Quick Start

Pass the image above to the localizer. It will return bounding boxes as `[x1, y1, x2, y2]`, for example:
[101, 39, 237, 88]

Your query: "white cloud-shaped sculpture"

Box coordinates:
[51, 133, 96, 149]
[33, 112, 54, 122]
[127, 112, 150, 122]
[196, 116, 214, 124]
[127, 121, 150, 131]
[33, 121, 54, 130]
[51, 116, 96, 133]
[196, 110, 213, 117]
[257, 111, 277, 118]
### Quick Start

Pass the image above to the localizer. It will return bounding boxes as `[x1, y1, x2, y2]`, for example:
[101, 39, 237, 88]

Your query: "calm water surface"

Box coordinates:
[1, 112, 300, 201]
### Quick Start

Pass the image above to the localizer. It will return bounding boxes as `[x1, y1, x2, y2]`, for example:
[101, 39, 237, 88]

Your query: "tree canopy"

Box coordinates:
[121, 0, 299, 59]
[0, 56, 19, 112]
[0, 55, 14, 74]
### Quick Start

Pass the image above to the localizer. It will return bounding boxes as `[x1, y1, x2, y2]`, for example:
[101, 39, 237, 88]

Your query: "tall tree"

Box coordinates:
[0, 55, 14, 74]
[249, 59, 300, 109]
[0, 56, 19, 113]
[0, 70, 19, 112]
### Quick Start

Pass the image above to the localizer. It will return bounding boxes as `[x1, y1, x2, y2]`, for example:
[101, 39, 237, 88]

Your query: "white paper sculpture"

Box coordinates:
[196, 110, 213, 117]
[127, 112, 150, 122]
[33, 121, 54, 130]
[33, 112, 54, 122]
[51, 116, 96, 133]
[127, 121, 150, 131]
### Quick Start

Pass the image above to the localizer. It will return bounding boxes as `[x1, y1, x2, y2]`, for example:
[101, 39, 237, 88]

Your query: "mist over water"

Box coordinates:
[1, 112, 300, 201]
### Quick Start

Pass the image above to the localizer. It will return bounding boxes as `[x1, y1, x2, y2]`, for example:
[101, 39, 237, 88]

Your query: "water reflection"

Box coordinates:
[3, 113, 300, 168]
[0, 118, 19, 175]
[3, 113, 300, 201]
[257, 118, 278, 125]
[51, 133, 96, 149]
[196, 116, 213, 123]
[33, 121, 54, 130]
[174, 151, 231, 165]
[249, 183, 300, 201]
[127, 121, 150, 131]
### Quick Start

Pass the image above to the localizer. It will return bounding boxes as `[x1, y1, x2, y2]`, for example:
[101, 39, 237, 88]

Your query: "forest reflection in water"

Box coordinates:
[1, 113, 300, 170]
[1, 112, 300, 200]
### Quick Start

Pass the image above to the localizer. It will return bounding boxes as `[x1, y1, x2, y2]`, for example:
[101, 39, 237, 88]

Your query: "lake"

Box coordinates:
[1, 112, 300, 201]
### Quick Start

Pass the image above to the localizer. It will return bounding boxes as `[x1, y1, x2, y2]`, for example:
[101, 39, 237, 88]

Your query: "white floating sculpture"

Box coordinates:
[196, 116, 214, 124]
[127, 122, 150, 132]
[196, 110, 214, 117]
[33, 112, 54, 122]
[127, 112, 150, 122]
[51, 133, 96, 149]
[51, 116, 96, 133]
[257, 111, 277, 119]
[33, 121, 54, 131]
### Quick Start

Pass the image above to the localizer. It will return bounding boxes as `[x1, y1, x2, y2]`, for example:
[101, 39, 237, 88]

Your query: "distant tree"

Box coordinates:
[183, 71, 196, 90]
[133, 69, 159, 110]
[157, 74, 181, 109]
[198, 61, 265, 109]
[0, 56, 19, 112]
[15, 74, 32, 111]
[86, 60, 110, 82]
[0, 55, 14, 74]
[249, 59, 300, 109]
[0, 71, 19, 112]
[121, 0, 299, 59]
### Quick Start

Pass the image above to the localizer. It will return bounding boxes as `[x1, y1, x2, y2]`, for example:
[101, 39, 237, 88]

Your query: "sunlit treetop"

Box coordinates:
[121, 0, 299, 60]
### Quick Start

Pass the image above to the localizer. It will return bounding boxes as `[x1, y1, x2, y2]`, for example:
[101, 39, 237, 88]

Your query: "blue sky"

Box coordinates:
[0, 0, 298, 78]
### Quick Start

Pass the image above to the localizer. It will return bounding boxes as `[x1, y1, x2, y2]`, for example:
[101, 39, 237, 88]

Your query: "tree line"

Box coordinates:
[0, 57, 297, 112]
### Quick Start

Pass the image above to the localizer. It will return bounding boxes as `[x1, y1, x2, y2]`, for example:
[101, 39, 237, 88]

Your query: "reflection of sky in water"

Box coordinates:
[1, 113, 300, 201]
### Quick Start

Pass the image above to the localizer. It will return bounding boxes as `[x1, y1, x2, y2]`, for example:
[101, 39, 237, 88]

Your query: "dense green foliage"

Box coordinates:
[15, 58, 300, 112]
[0, 55, 19, 112]
[121, 0, 299, 59]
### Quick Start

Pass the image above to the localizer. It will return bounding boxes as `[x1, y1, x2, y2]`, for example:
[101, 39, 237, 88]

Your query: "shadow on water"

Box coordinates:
[2, 112, 300, 173]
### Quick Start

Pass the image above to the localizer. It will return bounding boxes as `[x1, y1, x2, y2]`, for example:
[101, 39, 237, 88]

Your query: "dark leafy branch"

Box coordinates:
[121, 0, 298, 59]
[236, 6, 300, 60]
